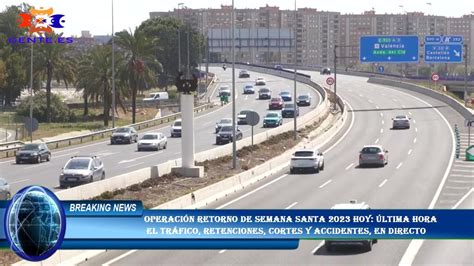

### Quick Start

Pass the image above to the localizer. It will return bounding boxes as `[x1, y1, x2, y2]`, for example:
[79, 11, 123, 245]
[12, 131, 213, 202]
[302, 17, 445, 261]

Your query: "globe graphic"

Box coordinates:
[5, 186, 65, 261]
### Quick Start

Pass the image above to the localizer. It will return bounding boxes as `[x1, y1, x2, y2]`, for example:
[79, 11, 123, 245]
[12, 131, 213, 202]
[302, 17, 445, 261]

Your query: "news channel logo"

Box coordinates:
[3, 186, 66, 261]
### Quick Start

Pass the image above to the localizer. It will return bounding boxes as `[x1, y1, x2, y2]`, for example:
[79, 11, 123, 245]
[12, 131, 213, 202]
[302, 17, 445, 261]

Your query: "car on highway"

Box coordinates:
[215, 118, 233, 133]
[218, 85, 231, 97]
[274, 64, 283, 70]
[237, 110, 253, 125]
[137, 132, 167, 151]
[392, 115, 411, 129]
[359, 145, 388, 167]
[110, 127, 138, 144]
[321, 67, 331, 75]
[268, 97, 284, 110]
[15, 143, 51, 164]
[255, 77, 266, 85]
[0, 178, 11, 200]
[296, 94, 312, 106]
[170, 119, 182, 137]
[279, 91, 292, 101]
[59, 156, 105, 188]
[290, 149, 324, 174]
[282, 103, 299, 118]
[243, 84, 255, 94]
[258, 87, 272, 99]
[143, 91, 169, 102]
[325, 200, 377, 252]
[216, 126, 243, 145]
[238, 70, 250, 78]
[263, 112, 283, 127]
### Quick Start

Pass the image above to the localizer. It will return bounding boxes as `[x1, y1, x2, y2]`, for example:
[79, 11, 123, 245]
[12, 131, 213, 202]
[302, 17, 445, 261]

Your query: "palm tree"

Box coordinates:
[115, 27, 161, 124]
[34, 33, 76, 123]
[76, 45, 128, 126]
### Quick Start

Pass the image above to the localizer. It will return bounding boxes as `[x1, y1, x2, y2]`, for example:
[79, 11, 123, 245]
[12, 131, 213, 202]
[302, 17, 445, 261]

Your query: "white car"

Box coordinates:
[359, 145, 388, 167]
[392, 115, 410, 129]
[170, 119, 182, 137]
[218, 85, 231, 97]
[255, 77, 266, 85]
[143, 92, 169, 102]
[325, 200, 377, 252]
[138, 132, 167, 151]
[290, 149, 324, 174]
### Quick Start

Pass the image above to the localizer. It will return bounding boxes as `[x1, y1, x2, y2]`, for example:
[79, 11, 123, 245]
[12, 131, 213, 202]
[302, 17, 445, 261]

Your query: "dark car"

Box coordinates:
[269, 97, 284, 110]
[16, 143, 51, 164]
[296, 94, 312, 106]
[282, 103, 299, 118]
[110, 127, 138, 144]
[274, 65, 283, 70]
[279, 91, 292, 101]
[258, 87, 271, 99]
[239, 70, 250, 78]
[59, 156, 105, 188]
[216, 126, 243, 145]
[321, 67, 331, 75]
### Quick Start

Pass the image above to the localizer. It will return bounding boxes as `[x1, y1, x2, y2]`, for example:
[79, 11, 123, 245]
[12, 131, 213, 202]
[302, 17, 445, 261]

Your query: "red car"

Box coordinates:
[269, 97, 284, 110]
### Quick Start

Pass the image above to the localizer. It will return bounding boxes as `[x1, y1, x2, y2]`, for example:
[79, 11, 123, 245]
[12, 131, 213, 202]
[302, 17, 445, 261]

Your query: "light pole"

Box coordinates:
[111, 0, 116, 128]
[293, 0, 297, 140]
[29, 42, 33, 142]
[231, 0, 237, 169]
[177, 3, 184, 112]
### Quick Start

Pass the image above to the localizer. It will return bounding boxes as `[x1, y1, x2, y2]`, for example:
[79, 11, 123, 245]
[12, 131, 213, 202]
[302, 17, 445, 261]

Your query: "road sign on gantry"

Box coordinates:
[360, 36, 419, 63]
[424, 35, 463, 63]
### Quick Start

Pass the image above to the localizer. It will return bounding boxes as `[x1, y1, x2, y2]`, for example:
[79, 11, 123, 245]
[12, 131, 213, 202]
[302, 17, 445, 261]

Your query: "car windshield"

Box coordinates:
[21, 144, 40, 151]
[142, 134, 158, 140]
[174, 121, 182, 126]
[220, 126, 232, 132]
[147, 94, 157, 98]
[294, 151, 315, 157]
[65, 159, 90, 169]
[284, 104, 295, 108]
[396, 115, 407, 119]
[298, 95, 309, 99]
[361, 147, 382, 154]
[266, 113, 279, 118]
[259, 88, 270, 93]
[115, 128, 131, 133]
[220, 119, 232, 124]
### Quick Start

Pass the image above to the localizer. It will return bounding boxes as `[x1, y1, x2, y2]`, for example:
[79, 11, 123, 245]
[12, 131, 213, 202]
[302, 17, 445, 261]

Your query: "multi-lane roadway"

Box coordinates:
[0, 67, 321, 194]
[81, 70, 473, 265]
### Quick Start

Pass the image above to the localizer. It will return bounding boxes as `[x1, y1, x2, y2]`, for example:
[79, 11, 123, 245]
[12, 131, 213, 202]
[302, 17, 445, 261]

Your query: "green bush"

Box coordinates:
[16, 91, 74, 123]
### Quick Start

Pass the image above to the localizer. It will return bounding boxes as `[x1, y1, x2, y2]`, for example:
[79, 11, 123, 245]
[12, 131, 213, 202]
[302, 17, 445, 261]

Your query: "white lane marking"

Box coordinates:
[285, 202, 298, 209]
[413, 119, 416, 124]
[311, 241, 325, 254]
[219, 249, 227, 254]
[452, 188, 474, 209]
[445, 185, 470, 190]
[413, 138, 417, 143]
[398, 83, 455, 266]
[415, 128, 418, 132]
[97, 152, 117, 158]
[396, 162, 403, 170]
[453, 164, 474, 168]
[125, 162, 145, 169]
[132, 151, 164, 161]
[174, 152, 181, 155]
[375, 105, 380, 109]
[53, 152, 79, 158]
[368, 99, 374, 103]
[453, 161, 474, 164]
[103, 250, 138, 266]
[450, 174, 473, 178]
[408, 111, 413, 116]
[216, 174, 289, 209]
[380, 113, 384, 117]
[118, 159, 135, 164]
[345, 163, 354, 170]
[24, 164, 49, 170]
[244, 95, 248, 100]
[448, 179, 473, 184]
[9, 179, 30, 185]
[375, 138, 379, 144]
[392, 98, 398, 102]
[452, 169, 474, 173]
[408, 149, 413, 155]
[378, 179, 388, 188]
[358, 94, 363, 97]
[401, 104, 406, 108]
[319, 179, 332, 189]
[380, 128, 384, 134]
[381, 120, 384, 125]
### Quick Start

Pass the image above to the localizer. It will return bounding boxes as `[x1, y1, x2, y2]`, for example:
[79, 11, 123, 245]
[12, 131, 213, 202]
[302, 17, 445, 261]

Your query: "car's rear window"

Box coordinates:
[294, 151, 314, 157]
[361, 147, 382, 154]
[396, 116, 407, 119]
[21, 144, 40, 151]
[174, 121, 181, 126]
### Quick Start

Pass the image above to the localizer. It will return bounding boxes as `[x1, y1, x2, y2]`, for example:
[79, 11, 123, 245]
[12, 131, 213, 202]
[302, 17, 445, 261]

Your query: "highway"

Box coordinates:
[81, 71, 473, 265]
[0, 67, 321, 194]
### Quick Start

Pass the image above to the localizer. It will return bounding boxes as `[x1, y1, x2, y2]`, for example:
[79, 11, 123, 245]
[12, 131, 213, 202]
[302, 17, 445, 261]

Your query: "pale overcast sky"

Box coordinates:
[2, 0, 473, 36]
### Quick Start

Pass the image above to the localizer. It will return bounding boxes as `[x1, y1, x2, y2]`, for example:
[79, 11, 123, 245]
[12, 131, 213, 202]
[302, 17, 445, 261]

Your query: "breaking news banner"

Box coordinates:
[1, 186, 473, 261]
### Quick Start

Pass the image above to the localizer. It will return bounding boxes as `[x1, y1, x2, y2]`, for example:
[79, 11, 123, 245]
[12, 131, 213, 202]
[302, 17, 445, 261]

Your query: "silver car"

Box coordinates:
[392, 115, 410, 129]
[59, 156, 105, 188]
[138, 132, 167, 151]
[0, 178, 11, 200]
[359, 145, 388, 167]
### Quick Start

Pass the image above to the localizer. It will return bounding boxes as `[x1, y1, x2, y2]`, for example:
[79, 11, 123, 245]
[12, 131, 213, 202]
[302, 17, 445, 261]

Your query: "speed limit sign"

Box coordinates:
[431, 73, 439, 82]
[326, 77, 335, 86]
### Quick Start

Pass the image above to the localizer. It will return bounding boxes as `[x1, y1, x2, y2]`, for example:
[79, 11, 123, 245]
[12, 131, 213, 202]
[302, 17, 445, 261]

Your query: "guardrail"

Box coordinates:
[0, 102, 215, 159]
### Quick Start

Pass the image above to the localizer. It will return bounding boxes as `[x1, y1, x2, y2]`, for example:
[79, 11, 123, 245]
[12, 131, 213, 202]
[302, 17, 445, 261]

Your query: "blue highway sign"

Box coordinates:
[360, 36, 419, 63]
[424, 35, 464, 63]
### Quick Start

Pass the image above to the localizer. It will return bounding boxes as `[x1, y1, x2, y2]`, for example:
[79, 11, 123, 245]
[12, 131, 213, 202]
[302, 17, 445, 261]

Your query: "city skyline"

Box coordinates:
[1, 0, 473, 36]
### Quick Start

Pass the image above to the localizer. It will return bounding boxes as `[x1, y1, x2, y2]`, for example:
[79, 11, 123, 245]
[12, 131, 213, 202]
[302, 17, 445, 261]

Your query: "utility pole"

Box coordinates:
[293, 0, 297, 140]
[111, 0, 116, 128]
[29, 42, 33, 143]
[334, 45, 337, 111]
[231, 0, 237, 169]
[177, 3, 184, 112]
[464, 44, 469, 106]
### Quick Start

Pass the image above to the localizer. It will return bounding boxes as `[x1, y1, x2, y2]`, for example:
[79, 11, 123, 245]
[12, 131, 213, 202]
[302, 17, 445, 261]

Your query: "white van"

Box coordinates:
[143, 92, 169, 102]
